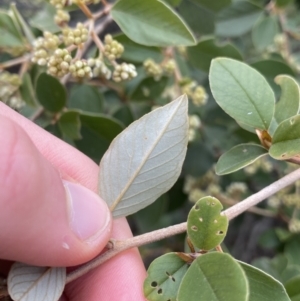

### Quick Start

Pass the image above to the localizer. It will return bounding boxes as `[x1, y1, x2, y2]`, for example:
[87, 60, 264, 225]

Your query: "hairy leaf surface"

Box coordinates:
[98, 95, 188, 217]
[8, 262, 66, 301]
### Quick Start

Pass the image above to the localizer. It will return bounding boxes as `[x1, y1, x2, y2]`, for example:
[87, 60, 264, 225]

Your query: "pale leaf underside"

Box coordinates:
[98, 95, 189, 218]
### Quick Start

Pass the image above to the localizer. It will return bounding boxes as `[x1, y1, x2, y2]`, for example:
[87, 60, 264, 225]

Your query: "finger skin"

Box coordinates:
[0, 116, 112, 266]
[0, 102, 147, 301]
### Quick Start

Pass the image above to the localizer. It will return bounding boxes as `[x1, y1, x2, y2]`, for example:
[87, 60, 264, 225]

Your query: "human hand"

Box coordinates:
[0, 102, 147, 301]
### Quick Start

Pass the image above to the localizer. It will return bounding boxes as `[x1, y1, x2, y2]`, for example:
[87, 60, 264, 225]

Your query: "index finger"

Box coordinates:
[0, 103, 147, 301]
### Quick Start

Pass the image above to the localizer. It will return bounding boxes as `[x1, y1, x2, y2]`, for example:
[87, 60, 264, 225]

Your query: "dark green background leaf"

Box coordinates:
[216, 1, 263, 37]
[36, 73, 66, 113]
[187, 38, 243, 72]
[252, 15, 279, 51]
[69, 84, 104, 113]
[75, 112, 124, 162]
[114, 34, 163, 63]
[58, 111, 82, 140]
[177, 0, 215, 35]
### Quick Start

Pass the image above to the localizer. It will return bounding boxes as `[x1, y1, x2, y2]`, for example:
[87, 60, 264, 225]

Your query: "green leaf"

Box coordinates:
[183, 141, 214, 177]
[10, 3, 35, 43]
[19, 72, 39, 107]
[98, 95, 188, 218]
[0, 10, 24, 47]
[252, 256, 286, 282]
[75, 112, 124, 162]
[187, 37, 243, 72]
[177, 0, 215, 35]
[285, 275, 300, 300]
[144, 253, 189, 301]
[276, 0, 293, 7]
[282, 266, 300, 284]
[58, 111, 82, 140]
[130, 76, 169, 101]
[36, 73, 66, 113]
[216, 143, 268, 175]
[274, 75, 300, 124]
[269, 115, 300, 160]
[178, 252, 249, 301]
[112, 104, 135, 127]
[29, 3, 60, 33]
[114, 34, 163, 63]
[209, 58, 275, 130]
[251, 60, 296, 94]
[285, 240, 300, 266]
[216, 1, 263, 37]
[162, 0, 182, 6]
[239, 262, 290, 301]
[187, 197, 228, 251]
[111, 0, 196, 47]
[252, 16, 279, 51]
[69, 84, 104, 113]
[189, 0, 231, 12]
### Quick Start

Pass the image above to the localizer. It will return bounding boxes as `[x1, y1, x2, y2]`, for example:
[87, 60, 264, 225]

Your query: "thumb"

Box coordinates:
[0, 116, 112, 267]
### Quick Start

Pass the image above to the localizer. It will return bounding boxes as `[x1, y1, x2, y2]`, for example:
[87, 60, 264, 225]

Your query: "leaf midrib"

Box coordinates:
[219, 60, 267, 129]
[109, 97, 186, 211]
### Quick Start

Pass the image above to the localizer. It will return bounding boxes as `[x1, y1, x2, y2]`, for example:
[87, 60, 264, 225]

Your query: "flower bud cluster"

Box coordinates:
[50, 0, 70, 9]
[112, 63, 137, 82]
[289, 219, 300, 233]
[188, 188, 206, 203]
[0, 71, 22, 87]
[69, 59, 93, 79]
[2, 46, 27, 57]
[282, 194, 300, 208]
[62, 23, 88, 46]
[267, 196, 281, 209]
[32, 32, 60, 66]
[226, 182, 247, 199]
[103, 35, 124, 61]
[181, 81, 208, 107]
[207, 183, 221, 195]
[183, 170, 221, 203]
[54, 9, 70, 27]
[47, 48, 72, 77]
[244, 157, 273, 175]
[143, 58, 163, 81]
[87, 58, 111, 79]
[0, 71, 23, 109]
[162, 59, 176, 75]
[188, 114, 201, 142]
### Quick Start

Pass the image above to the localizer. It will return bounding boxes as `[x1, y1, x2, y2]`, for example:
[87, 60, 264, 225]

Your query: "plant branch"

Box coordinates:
[223, 168, 300, 219]
[0, 54, 31, 70]
[216, 194, 276, 218]
[66, 167, 300, 283]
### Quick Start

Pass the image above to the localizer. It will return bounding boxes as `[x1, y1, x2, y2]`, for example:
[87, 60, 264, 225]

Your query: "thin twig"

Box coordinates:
[0, 55, 31, 70]
[216, 194, 276, 218]
[29, 107, 44, 121]
[77, 1, 93, 19]
[66, 167, 300, 283]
